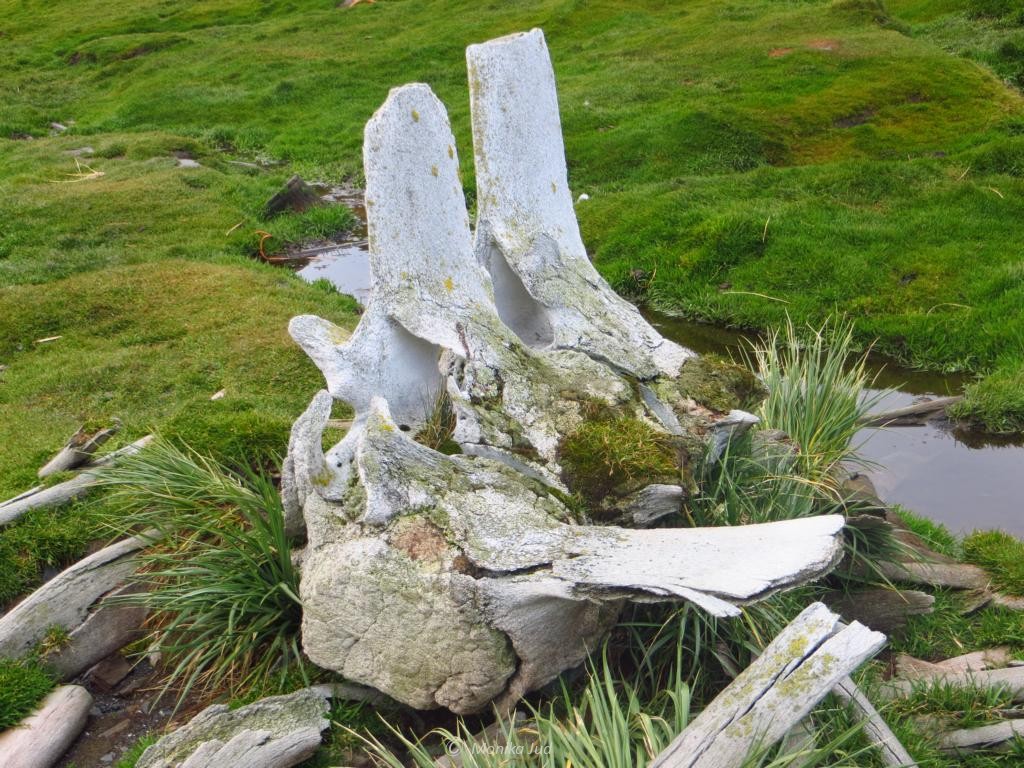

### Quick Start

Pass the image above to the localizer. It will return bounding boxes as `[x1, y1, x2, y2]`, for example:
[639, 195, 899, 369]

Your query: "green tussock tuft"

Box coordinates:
[95, 439, 304, 707]
[0, 658, 55, 730]
[747, 316, 881, 488]
[963, 529, 1024, 596]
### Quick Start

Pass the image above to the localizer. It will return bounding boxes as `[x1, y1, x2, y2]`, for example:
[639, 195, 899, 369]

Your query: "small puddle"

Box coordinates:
[288, 187, 372, 305]
[290, 193, 1022, 535]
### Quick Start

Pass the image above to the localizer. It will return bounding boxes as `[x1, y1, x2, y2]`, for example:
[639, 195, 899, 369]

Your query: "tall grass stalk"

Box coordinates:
[747, 316, 883, 488]
[355, 647, 691, 768]
[95, 439, 304, 706]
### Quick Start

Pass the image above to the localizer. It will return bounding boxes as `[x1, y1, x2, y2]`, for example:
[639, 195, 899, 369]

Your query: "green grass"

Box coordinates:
[963, 529, 1024, 596]
[0, 0, 1020, 455]
[0, 657, 55, 730]
[0, 501, 110, 607]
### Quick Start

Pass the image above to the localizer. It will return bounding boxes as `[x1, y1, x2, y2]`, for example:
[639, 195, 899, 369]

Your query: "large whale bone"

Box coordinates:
[289, 82, 655, 485]
[468, 29, 691, 378]
[283, 29, 848, 714]
[296, 398, 846, 713]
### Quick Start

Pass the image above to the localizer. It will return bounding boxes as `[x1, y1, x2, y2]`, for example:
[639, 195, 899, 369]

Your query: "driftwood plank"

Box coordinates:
[827, 588, 934, 634]
[37, 421, 120, 478]
[0, 435, 152, 526]
[0, 534, 151, 658]
[0, 685, 92, 768]
[135, 688, 329, 768]
[858, 396, 963, 427]
[651, 603, 885, 768]
[878, 667, 1024, 703]
[833, 676, 918, 767]
[45, 584, 149, 681]
[938, 719, 1024, 754]
[878, 560, 990, 590]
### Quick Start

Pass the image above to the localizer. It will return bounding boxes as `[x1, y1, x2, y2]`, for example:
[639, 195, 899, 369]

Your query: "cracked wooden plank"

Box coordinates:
[651, 603, 886, 768]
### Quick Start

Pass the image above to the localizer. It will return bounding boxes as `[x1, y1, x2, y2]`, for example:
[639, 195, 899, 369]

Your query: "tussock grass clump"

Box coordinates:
[357, 649, 692, 768]
[0, 657, 54, 730]
[747, 317, 881, 487]
[96, 439, 304, 705]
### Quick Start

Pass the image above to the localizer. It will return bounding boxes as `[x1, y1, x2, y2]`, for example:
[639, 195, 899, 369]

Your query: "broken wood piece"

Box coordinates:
[135, 688, 330, 768]
[45, 584, 149, 681]
[833, 676, 918, 767]
[650, 602, 886, 767]
[858, 396, 963, 427]
[878, 560, 990, 590]
[938, 719, 1024, 754]
[0, 533, 152, 658]
[896, 647, 1013, 679]
[827, 588, 934, 634]
[878, 666, 1024, 703]
[0, 685, 93, 768]
[0, 435, 153, 526]
[38, 420, 121, 477]
[992, 593, 1024, 611]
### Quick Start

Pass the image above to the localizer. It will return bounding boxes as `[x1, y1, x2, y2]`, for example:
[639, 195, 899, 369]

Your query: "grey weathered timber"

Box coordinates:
[858, 395, 963, 427]
[0, 435, 153, 526]
[37, 421, 120, 478]
[878, 666, 1024, 703]
[0, 534, 151, 657]
[45, 584, 149, 681]
[878, 560, 990, 590]
[833, 676, 918, 768]
[135, 688, 329, 768]
[938, 719, 1024, 754]
[0, 685, 92, 768]
[284, 29, 849, 714]
[827, 587, 934, 633]
[650, 603, 886, 768]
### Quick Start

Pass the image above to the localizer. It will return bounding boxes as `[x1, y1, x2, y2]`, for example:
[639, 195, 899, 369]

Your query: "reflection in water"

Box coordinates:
[291, 189, 372, 305]
[644, 312, 1023, 535]
[290, 193, 1022, 535]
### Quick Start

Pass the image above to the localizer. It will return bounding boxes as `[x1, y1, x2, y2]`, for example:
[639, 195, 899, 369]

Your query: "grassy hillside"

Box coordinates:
[0, 0, 1022, 497]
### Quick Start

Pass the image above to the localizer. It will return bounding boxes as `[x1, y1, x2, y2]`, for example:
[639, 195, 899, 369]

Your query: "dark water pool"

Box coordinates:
[292, 193, 1023, 535]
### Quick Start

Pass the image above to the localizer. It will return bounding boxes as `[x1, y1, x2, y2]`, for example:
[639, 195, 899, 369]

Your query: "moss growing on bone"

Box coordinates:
[559, 410, 681, 505]
[673, 355, 767, 413]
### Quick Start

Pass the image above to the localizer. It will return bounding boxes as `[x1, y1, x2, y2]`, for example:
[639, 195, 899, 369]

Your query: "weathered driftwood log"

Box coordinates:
[283, 29, 848, 714]
[938, 719, 1024, 754]
[858, 396, 963, 427]
[895, 647, 1013, 679]
[649, 603, 886, 768]
[37, 420, 120, 478]
[0, 685, 93, 768]
[878, 560, 990, 590]
[833, 676, 919, 768]
[0, 435, 153, 526]
[45, 584, 149, 681]
[877, 667, 1024, 703]
[0, 533, 151, 658]
[826, 588, 934, 634]
[135, 688, 330, 768]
